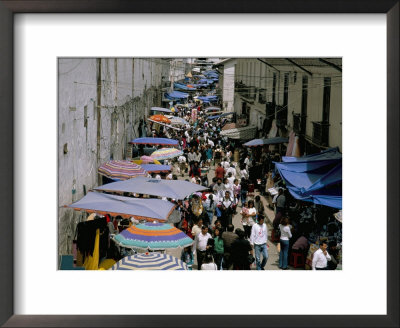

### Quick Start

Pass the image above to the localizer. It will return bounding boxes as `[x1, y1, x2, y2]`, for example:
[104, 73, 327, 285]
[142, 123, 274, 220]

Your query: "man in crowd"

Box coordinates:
[192, 225, 212, 270]
[250, 215, 268, 270]
[222, 224, 239, 269]
[312, 241, 332, 270]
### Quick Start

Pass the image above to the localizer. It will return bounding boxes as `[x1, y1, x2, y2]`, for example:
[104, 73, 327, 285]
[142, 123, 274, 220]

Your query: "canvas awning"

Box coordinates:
[219, 125, 257, 140]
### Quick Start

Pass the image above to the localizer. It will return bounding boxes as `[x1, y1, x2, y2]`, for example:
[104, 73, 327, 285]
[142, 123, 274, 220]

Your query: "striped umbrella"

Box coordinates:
[111, 253, 188, 270]
[98, 160, 147, 181]
[113, 222, 193, 250]
[150, 148, 183, 161]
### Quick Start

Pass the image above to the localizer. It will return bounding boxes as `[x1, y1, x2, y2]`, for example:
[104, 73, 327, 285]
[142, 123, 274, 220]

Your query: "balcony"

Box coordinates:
[312, 121, 330, 146]
[293, 113, 307, 134]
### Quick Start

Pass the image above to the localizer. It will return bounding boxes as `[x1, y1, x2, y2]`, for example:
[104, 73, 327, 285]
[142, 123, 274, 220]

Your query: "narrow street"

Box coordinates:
[166, 161, 280, 270]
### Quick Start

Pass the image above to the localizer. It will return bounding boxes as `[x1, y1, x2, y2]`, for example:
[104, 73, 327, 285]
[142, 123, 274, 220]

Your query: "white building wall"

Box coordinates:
[58, 57, 164, 255]
[222, 60, 236, 112]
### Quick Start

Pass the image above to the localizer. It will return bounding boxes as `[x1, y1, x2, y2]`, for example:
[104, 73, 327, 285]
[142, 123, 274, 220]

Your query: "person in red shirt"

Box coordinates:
[215, 163, 225, 180]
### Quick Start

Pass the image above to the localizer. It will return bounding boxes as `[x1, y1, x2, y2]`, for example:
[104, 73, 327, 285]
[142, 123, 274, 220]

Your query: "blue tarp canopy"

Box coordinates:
[129, 137, 178, 146]
[150, 107, 172, 114]
[198, 79, 215, 85]
[95, 176, 208, 200]
[174, 83, 195, 91]
[283, 147, 341, 162]
[67, 192, 176, 222]
[244, 137, 289, 147]
[140, 164, 172, 173]
[207, 112, 235, 120]
[197, 95, 219, 103]
[164, 91, 189, 100]
[274, 154, 342, 209]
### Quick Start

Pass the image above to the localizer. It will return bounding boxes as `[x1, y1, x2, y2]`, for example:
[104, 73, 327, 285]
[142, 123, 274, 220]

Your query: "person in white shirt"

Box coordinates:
[244, 154, 251, 171]
[207, 138, 214, 148]
[250, 215, 268, 270]
[239, 164, 249, 180]
[226, 165, 237, 178]
[226, 172, 235, 186]
[201, 254, 217, 270]
[312, 241, 332, 270]
[192, 225, 212, 270]
[178, 155, 187, 177]
[191, 219, 203, 238]
[221, 158, 230, 170]
[278, 217, 292, 270]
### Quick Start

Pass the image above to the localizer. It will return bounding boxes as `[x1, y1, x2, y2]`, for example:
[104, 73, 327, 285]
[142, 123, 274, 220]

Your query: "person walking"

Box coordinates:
[278, 217, 292, 270]
[192, 225, 212, 270]
[213, 227, 224, 270]
[250, 215, 268, 270]
[231, 229, 253, 270]
[221, 224, 238, 270]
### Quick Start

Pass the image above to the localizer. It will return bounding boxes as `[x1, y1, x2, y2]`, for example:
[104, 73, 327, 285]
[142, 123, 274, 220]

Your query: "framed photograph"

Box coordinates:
[1, 1, 398, 327]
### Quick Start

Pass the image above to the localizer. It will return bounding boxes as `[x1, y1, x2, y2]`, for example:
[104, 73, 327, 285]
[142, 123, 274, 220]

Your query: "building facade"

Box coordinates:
[217, 58, 342, 153]
[58, 58, 166, 255]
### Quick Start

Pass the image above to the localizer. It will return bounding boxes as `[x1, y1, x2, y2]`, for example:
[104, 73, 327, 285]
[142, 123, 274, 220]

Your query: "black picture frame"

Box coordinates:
[0, 1, 398, 327]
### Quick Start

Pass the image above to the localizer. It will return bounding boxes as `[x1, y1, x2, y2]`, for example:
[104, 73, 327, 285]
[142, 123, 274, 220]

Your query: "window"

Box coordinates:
[322, 77, 331, 122]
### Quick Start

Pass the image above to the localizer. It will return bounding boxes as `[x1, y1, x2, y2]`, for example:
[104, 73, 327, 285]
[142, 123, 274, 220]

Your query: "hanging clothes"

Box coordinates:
[83, 228, 100, 270]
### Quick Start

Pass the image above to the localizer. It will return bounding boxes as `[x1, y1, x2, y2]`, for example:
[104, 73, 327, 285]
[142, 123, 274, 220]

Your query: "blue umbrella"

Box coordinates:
[67, 192, 176, 222]
[95, 176, 207, 200]
[129, 137, 178, 146]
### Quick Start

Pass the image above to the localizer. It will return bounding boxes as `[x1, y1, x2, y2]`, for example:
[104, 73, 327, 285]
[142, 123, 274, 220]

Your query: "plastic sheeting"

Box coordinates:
[275, 155, 342, 209]
[164, 91, 189, 100]
[282, 147, 341, 162]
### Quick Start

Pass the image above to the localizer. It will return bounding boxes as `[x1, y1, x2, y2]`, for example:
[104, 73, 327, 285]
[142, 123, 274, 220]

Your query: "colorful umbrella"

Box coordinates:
[132, 156, 161, 165]
[150, 148, 183, 161]
[113, 222, 194, 250]
[111, 253, 188, 270]
[98, 160, 147, 180]
[149, 114, 171, 124]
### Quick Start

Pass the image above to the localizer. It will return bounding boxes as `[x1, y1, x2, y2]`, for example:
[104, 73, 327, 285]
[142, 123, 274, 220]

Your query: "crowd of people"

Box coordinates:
[113, 100, 342, 271]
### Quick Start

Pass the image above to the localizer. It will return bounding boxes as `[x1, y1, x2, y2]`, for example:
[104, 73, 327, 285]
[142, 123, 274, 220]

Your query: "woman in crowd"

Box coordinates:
[232, 178, 241, 206]
[203, 194, 216, 227]
[213, 227, 224, 270]
[279, 217, 292, 270]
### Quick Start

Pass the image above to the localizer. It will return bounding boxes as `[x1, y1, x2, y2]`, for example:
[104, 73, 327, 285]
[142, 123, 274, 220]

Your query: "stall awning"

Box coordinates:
[207, 112, 235, 120]
[219, 125, 257, 140]
[283, 147, 341, 162]
[244, 137, 289, 147]
[164, 91, 189, 100]
[150, 107, 172, 114]
[275, 156, 342, 209]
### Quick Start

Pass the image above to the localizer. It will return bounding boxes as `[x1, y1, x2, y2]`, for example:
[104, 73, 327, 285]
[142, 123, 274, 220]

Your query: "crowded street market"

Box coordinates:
[59, 59, 342, 271]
